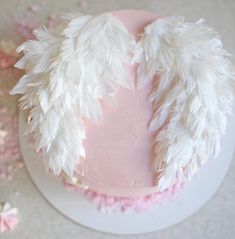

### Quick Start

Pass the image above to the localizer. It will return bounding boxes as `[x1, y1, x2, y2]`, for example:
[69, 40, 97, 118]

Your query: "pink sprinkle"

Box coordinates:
[78, 0, 87, 8]
[0, 106, 22, 182]
[28, 3, 41, 13]
[0, 203, 19, 233]
[46, 14, 59, 29]
[15, 21, 38, 41]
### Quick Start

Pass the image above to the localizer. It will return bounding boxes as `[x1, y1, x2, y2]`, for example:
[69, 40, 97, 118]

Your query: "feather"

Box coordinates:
[137, 16, 235, 191]
[11, 13, 135, 176]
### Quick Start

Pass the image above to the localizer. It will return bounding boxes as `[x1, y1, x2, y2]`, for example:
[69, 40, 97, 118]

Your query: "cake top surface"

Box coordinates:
[75, 10, 159, 196]
[11, 9, 235, 197]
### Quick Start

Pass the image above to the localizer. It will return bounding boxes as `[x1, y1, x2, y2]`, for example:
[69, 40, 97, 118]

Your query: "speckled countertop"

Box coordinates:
[0, 0, 235, 238]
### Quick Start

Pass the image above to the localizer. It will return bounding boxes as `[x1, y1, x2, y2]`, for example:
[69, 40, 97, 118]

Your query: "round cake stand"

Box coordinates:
[19, 110, 235, 235]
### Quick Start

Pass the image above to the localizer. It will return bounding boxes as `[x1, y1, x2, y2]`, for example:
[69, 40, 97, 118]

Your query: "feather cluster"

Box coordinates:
[137, 16, 235, 191]
[11, 13, 234, 192]
[11, 13, 135, 176]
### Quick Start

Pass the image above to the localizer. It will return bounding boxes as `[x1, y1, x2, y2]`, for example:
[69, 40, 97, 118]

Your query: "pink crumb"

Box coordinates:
[63, 177, 184, 213]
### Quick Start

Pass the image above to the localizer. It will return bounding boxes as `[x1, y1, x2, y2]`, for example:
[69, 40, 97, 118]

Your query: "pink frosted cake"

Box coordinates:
[11, 10, 235, 212]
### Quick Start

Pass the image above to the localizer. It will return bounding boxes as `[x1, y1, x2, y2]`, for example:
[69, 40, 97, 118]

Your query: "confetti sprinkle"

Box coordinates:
[0, 40, 22, 181]
[15, 20, 38, 41]
[28, 3, 41, 13]
[0, 202, 19, 233]
[78, 0, 87, 8]
[46, 14, 59, 29]
[0, 107, 22, 182]
[14, 2, 61, 42]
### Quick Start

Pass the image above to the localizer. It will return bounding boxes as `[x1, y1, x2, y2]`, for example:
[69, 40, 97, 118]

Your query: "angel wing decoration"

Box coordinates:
[10, 13, 135, 176]
[11, 12, 234, 192]
[137, 16, 235, 191]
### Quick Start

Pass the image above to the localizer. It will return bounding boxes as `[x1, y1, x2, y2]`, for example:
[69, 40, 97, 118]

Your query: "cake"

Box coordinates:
[11, 10, 235, 212]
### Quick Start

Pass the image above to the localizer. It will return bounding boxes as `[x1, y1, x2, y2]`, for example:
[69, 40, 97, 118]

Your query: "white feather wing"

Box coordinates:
[137, 17, 235, 191]
[11, 13, 135, 176]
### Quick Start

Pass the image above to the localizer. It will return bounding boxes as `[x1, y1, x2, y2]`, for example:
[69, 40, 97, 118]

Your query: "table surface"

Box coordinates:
[0, 0, 235, 238]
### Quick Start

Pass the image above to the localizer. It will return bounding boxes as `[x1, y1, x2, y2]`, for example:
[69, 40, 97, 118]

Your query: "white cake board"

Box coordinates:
[19, 110, 235, 235]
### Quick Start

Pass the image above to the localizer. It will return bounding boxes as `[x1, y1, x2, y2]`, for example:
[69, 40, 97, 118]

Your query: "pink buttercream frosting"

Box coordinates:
[75, 10, 161, 198]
